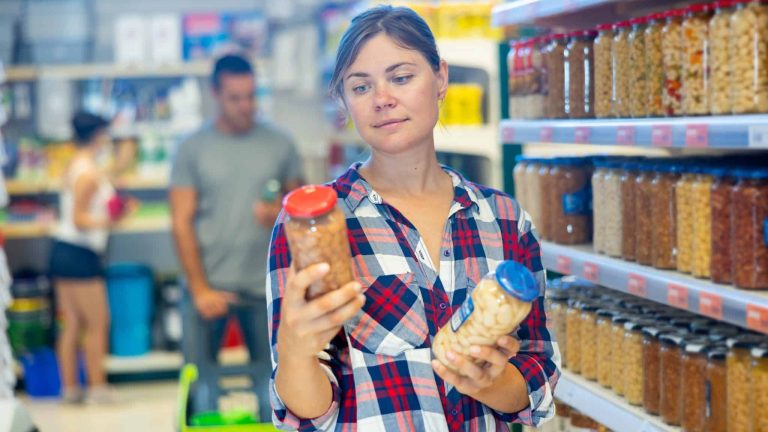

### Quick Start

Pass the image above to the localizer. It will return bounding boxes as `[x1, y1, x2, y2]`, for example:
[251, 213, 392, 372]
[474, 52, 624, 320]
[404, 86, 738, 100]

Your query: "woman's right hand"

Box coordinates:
[277, 263, 365, 360]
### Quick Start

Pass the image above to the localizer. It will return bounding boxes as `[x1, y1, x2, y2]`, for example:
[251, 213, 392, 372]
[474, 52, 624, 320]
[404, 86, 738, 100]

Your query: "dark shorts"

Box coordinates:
[48, 240, 105, 279]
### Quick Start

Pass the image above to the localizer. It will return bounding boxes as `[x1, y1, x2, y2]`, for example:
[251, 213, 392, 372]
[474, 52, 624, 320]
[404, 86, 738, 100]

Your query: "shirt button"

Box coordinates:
[443, 250, 450, 257]
[439, 303, 447, 310]
[451, 409, 458, 416]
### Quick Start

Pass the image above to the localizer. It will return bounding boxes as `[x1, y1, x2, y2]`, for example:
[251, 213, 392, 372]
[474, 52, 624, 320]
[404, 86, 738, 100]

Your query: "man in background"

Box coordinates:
[169, 54, 303, 421]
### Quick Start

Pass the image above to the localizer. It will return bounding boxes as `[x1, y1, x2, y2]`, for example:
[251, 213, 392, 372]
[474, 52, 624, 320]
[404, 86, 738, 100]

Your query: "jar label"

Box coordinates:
[450, 296, 475, 332]
[562, 185, 591, 215]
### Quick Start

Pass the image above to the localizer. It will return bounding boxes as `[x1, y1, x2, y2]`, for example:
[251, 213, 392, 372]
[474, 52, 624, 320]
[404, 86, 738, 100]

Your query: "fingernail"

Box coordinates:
[470, 346, 481, 355]
[446, 351, 456, 362]
[352, 282, 363, 293]
[317, 263, 330, 273]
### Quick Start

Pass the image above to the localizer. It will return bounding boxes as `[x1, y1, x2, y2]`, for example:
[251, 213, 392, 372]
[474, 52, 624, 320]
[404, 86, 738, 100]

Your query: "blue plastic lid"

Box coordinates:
[734, 168, 768, 179]
[514, 155, 528, 163]
[708, 166, 734, 177]
[495, 260, 539, 302]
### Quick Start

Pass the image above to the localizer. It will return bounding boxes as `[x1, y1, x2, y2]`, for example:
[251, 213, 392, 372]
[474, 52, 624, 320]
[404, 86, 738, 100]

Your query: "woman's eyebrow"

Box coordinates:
[345, 62, 417, 80]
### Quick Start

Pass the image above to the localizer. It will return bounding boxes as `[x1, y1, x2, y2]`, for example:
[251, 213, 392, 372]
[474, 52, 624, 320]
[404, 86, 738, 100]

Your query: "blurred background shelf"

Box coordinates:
[3, 61, 215, 81]
[3, 215, 170, 240]
[5, 176, 169, 196]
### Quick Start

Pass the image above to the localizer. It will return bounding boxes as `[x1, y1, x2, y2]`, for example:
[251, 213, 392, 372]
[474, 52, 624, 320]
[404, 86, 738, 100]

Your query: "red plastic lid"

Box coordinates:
[613, 20, 632, 29]
[595, 23, 614, 31]
[576, 29, 598, 37]
[283, 185, 338, 218]
[662, 8, 687, 18]
[629, 16, 648, 25]
[713, 0, 737, 7]
[686, 2, 715, 13]
[646, 12, 666, 21]
[550, 33, 568, 40]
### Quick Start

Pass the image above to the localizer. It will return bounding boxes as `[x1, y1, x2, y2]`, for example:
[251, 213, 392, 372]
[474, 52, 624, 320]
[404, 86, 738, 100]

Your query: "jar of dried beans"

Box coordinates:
[710, 167, 736, 284]
[550, 158, 592, 245]
[612, 21, 632, 117]
[652, 163, 681, 270]
[730, 0, 768, 114]
[594, 24, 614, 118]
[635, 163, 655, 265]
[730, 169, 768, 289]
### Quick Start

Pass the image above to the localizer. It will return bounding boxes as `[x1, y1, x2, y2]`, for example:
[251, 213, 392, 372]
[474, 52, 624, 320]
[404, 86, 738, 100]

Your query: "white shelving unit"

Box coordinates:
[4, 61, 214, 82]
[3, 216, 170, 240]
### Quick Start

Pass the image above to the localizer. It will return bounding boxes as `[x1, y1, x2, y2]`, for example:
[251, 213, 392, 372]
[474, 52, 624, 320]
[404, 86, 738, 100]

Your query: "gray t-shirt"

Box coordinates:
[170, 122, 302, 297]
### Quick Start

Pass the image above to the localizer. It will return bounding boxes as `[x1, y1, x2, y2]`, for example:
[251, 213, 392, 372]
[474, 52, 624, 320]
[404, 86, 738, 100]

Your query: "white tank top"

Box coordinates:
[55, 158, 115, 253]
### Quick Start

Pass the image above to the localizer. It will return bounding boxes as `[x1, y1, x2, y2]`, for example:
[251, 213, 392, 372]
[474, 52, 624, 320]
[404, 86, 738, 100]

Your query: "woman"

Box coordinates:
[266, 6, 560, 431]
[49, 111, 132, 404]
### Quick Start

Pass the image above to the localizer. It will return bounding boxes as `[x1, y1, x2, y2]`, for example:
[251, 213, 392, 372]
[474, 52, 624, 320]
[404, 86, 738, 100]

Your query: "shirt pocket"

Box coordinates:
[344, 273, 429, 357]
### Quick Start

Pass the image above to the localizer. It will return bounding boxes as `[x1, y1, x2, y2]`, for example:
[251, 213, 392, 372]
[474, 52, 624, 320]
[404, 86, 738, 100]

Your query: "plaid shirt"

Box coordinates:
[267, 164, 560, 432]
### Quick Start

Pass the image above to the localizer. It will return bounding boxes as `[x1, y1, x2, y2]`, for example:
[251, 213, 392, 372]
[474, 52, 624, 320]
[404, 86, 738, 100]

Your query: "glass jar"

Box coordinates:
[642, 325, 678, 415]
[513, 155, 528, 209]
[651, 163, 681, 270]
[546, 34, 568, 119]
[681, 338, 711, 432]
[660, 333, 686, 426]
[751, 346, 768, 432]
[682, 3, 713, 115]
[731, 169, 768, 289]
[621, 162, 638, 261]
[603, 161, 623, 257]
[710, 168, 736, 284]
[611, 21, 632, 117]
[645, 13, 665, 117]
[692, 169, 715, 278]
[524, 159, 544, 237]
[548, 289, 569, 368]
[623, 320, 645, 405]
[527, 37, 547, 119]
[283, 185, 354, 300]
[596, 309, 614, 388]
[709, 1, 737, 114]
[538, 160, 554, 240]
[550, 158, 592, 245]
[705, 348, 728, 432]
[662, 9, 685, 116]
[566, 299, 583, 374]
[675, 168, 698, 274]
[566, 30, 597, 119]
[610, 315, 631, 394]
[727, 335, 764, 432]
[634, 164, 655, 265]
[730, 0, 768, 114]
[593, 24, 613, 118]
[507, 40, 522, 112]
[579, 304, 599, 380]
[591, 160, 608, 254]
[628, 17, 648, 118]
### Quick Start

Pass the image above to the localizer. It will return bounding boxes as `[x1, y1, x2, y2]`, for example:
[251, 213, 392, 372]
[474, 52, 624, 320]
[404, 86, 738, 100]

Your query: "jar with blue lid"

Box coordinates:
[621, 160, 641, 260]
[513, 155, 529, 212]
[652, 162, 682, 269]
[710, 166, 738, 284]
[432, 260, 538, 372]
[550, 157, 593, 245]
[730, 168, 768, 289]
[635, 161, 658, 265]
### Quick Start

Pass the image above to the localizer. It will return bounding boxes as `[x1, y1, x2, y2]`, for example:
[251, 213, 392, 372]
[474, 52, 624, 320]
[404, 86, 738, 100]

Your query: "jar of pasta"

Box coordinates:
[709, 0, 737, 114]
[623, 320, 646, 405]
[751, 346, 768, 432]
[594, 24, 614, 118]
[579, 304, 599, 380]
[596, 309, 614, 387]
[706, 347, 728, 432]
[566, 299, 583, 374]
[692, 168, 715, 278]
[550, 158, 592, 245]
[621, 161, 639, 261]
[731, 169, 768, 289]
[710, 167, 736, 284]
[731, 0, 768, 114]
[538, 159, 554, 240]
[645, 13, 665, 117]
[662, 9, 685, 116]
[660, 332, 686, 426]
[548, 287, 569, 368]
[682, 3, 713, 115]
[651, 163, 681, 270]
[727, 335, 764, 432]
[603, 161, 624, 257]
[612, 21, 632, 117]
[681, 338, 711, 432]
[634, 163, 655, 265]
[675, 167, 697, 274]
[546, 34, 568, 119]
[513, 155, 528, 210]
[567, 30, 597, 119]
[628, 17, 648, 118]
[643, 325, 679, 415]
[610, 315, 631, 394]
[592, 159, 608, 254]
[524, 158, 544, 237]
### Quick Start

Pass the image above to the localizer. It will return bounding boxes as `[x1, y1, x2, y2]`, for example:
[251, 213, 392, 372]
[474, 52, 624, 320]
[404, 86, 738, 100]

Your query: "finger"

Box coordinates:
[447, 350, 486, 383]
[303, 281, 363, 321]
[297, 293, 365, 335]
[468, 345, 509, 368]
[284, 263, 330, 304]
[432, 360, 475, 393]
[498, 336, 521, 357]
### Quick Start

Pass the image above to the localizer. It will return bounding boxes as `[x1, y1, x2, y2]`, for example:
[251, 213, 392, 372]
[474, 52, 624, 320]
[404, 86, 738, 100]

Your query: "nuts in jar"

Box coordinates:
[651, 163, 681, 270]
[611, 21, 632, 117]
[706, 348, 728, 432]
[709, 1, 737, 114]
[610, 315, 631, 394]
[751, 346, 768, 432]
[730, 169, 768, 289]
[550, 158, 592, 245]
[682, 3, 713, 115]
[603, 161, 624, 257]
[547, 286, 570, 368]
[645, 14, 665, 117]
[566, 299, 583, 374]
[594, 24, 614, 118]
[592, 160, 608, 254]
[283, 185, 354, 300]
[524, 159, 544, 237]
[691, 170, 715, 278]
[579, 304, 600, 381]
[623, 320, 646, 405]
[566, 30, 597, 119]
[710, 168, 736, 284]
[642, 325, 677, 415]
[660, 333, 686, 426]
[546, 35, 568, 119]
[596, 309, 614, 387]
[634, 164, 655, 265]
[727, 335, 764, 432]
[513, 156, 529, 211]
[675, 169, 697, 274]
[730, 0, 768, 114]
[621, 162, 638, 261]
[432, 261, 538, 372]
[662, 9, 685, 116]
[628, 17, 648, 118]
[538, 160, 555, 240]
[681, 338, 711, 432]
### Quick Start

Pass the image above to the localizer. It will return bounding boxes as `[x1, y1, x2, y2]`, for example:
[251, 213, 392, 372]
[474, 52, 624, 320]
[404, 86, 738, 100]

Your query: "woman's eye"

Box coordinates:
[352, 84, 369, 94]
[393, 75, 413, 84]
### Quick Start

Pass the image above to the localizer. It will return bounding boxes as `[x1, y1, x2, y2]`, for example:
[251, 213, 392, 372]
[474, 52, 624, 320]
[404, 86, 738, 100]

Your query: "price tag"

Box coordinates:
[667, 284, 690, 309]
[746, 304, 768, 334]
[651, 125, 673, 147]
[749, 125, 768, 148]
[556, 256, 572, 274]
[574, 127, 590, 144]
[685, 124, 709, 148]
[616, 126, 636, 145]
[540, 126, 554, 143]
[699, 292, 724, 320]
[628, 274, 647, 297]
[583, 262, 599, 283]
[501, 126, 515, 143]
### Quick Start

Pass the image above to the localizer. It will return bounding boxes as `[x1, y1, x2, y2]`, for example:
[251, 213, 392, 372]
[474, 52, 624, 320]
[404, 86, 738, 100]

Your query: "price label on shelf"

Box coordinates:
[540, 126, 554, 143]
[616, 126, 636, 145]
[699, 292, 724, 320]
[582, 262, 599, 283]
[628, 274, 647, 297]
[574, 127, 590, 144]
[651, 125, 673, 147]
[685, 124, 709, 148]
[746, 304, 768, 334]
[501, 126, 515, 143]
[556, 256, 572, 274]
[748, 125, 768, 148]
[667, 284, 690, 309]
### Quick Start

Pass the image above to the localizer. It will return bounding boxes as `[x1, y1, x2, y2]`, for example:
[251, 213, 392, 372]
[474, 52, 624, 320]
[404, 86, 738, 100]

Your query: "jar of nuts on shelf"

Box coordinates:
[566, 30, 597, 119]
[710, 167, 737, 284]
[709, 0, 737, 115]
[662, 8, 686, 116]
[682, 3, 714, 115]
[730, 0, 768, 114]
[651, 162, 681, 270]
[727, 335, 765, 432]
[645, 13, 665, 117]
[628, 16, 649, 118]
[730, 169, 768, 289]
[691, 167, 715, 279]
[681, 338, 711, 432]
[611, 21, 632, 117]
[593, 23, 614, 118]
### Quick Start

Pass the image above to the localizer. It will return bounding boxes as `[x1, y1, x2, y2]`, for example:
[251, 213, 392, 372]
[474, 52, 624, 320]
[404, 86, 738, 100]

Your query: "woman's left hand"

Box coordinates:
[431, 335, 520, 396]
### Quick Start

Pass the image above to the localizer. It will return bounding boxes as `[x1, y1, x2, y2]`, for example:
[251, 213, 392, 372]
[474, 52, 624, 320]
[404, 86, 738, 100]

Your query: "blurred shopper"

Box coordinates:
[169, 54, 303, 421]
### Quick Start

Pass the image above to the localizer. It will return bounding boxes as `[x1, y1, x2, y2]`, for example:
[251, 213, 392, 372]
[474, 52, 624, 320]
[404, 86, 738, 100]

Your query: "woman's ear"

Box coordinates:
[437, 59, 449, 101]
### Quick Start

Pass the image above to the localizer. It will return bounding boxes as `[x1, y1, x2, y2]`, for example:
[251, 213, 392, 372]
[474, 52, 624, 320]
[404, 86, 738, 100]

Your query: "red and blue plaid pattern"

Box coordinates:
[266, 164, 561, 432]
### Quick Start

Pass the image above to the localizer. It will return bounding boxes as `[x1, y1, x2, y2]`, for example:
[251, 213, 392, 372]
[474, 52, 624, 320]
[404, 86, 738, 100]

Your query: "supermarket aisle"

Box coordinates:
[20, 381, 177, 432]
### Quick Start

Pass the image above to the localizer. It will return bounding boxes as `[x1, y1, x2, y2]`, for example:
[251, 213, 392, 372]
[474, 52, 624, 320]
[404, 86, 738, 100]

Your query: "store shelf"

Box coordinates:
[435, 124, 499, 158]
[541, 241, 768, 335]
[556, 370, 679, 432]
[500, 115, 768, 149]
[3, 61, 213, 82]
[436, 38, 499, 78]
[3, 216, 170, 240]
[491, 0, 665, 27]
[106, 351, 183, 374]
[5, 177, 168, 196]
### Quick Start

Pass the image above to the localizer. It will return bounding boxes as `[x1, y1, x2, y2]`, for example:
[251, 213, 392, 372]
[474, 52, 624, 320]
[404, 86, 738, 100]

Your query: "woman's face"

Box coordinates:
[343, 33, 448, 155]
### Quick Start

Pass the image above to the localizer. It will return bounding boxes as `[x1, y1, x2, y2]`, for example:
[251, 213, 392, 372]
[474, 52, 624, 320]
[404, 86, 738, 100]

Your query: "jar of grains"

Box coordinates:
[634, 163, 655, 265]
[705, 347, 728, 432]
[547, 285, 569, 367]
[682, 3, 713, 115]
[611, 21, 632, 117]
[550, 158, 592, 245]
[710, 167, 736, 284]
[593, 24, 614, 118]
[628, 17, 648, 118]
[645, 13, 665, 116]
[643, 325, 679, 415]
[730, 0, 768, 114]
[651, 163, 681, 270]
[727, 335, 765, 432]
[730, 169, 768, 289]
[507, 40, 522, 118]
[524, 159, 544, 237]
[538, 159, 554, 240]
[750, 346, 768, 432]
[621, 161, 639, 261]
[579, 303, 600, 380]
[623, 319, 646, 405]
[546, 34, 568, 119]
[681, 338, 711, 432]
[603, 160, 624, 258]
[709, 0, 737, 114]
[566, 30, 597, 119]
[660, 332, 687, 426]
[591, 159, 608, 254]
[513, 155, 529, 211]
[662, 9, 686, 116]
[675, 167, 698, 274]
[527, 36, 547, 119]
[565, 299, 583, 374]
[691, 168, 715, 278]
[610, 315, 631, 394]
[596, 309, 615, 387]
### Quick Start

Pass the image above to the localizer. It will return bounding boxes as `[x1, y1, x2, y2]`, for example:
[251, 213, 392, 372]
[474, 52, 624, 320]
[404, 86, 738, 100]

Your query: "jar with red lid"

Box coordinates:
[682, 3, 714, 115]
[528, 36, 547, 119]
[628, 16, 648, 118]
[566, 30, 597, 118]
[283, 185, 354, 300]
[645, 13, 665, 117]
[611, 21, 632, 117]
[507, 40, 522, 118]
[730, 169, 768, 289]
[709, 0, 738, 114]
[710, 167, 736, 284]
[730, 0, 768, 114]
[662, 9, 686, 116]
[594, 23, 613, 118]
[546, 34, 568, 118]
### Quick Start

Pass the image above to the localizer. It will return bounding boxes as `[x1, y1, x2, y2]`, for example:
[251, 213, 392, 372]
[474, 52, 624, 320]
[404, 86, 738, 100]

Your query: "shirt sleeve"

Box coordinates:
[279, 138, 304, 184]
[266, 217, 343, 431]
[169, 137, 198, 189]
